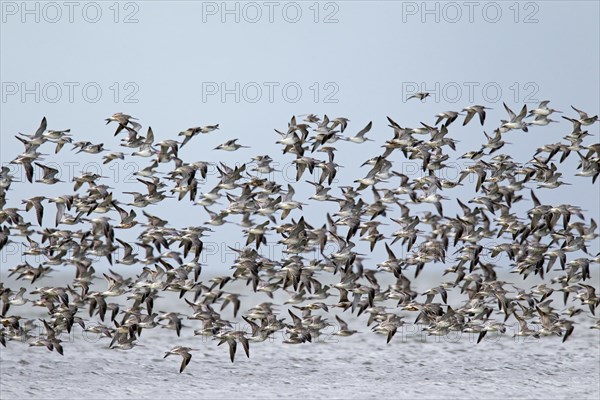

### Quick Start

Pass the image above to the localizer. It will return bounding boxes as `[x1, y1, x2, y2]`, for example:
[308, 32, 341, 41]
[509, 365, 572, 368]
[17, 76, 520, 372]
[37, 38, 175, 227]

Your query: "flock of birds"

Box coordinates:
[1, 95, 599, 373]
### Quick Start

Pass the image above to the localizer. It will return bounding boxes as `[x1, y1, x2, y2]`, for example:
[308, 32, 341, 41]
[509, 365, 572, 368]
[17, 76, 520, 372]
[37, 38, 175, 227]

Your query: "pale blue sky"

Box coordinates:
[1, 1, 599, 268]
